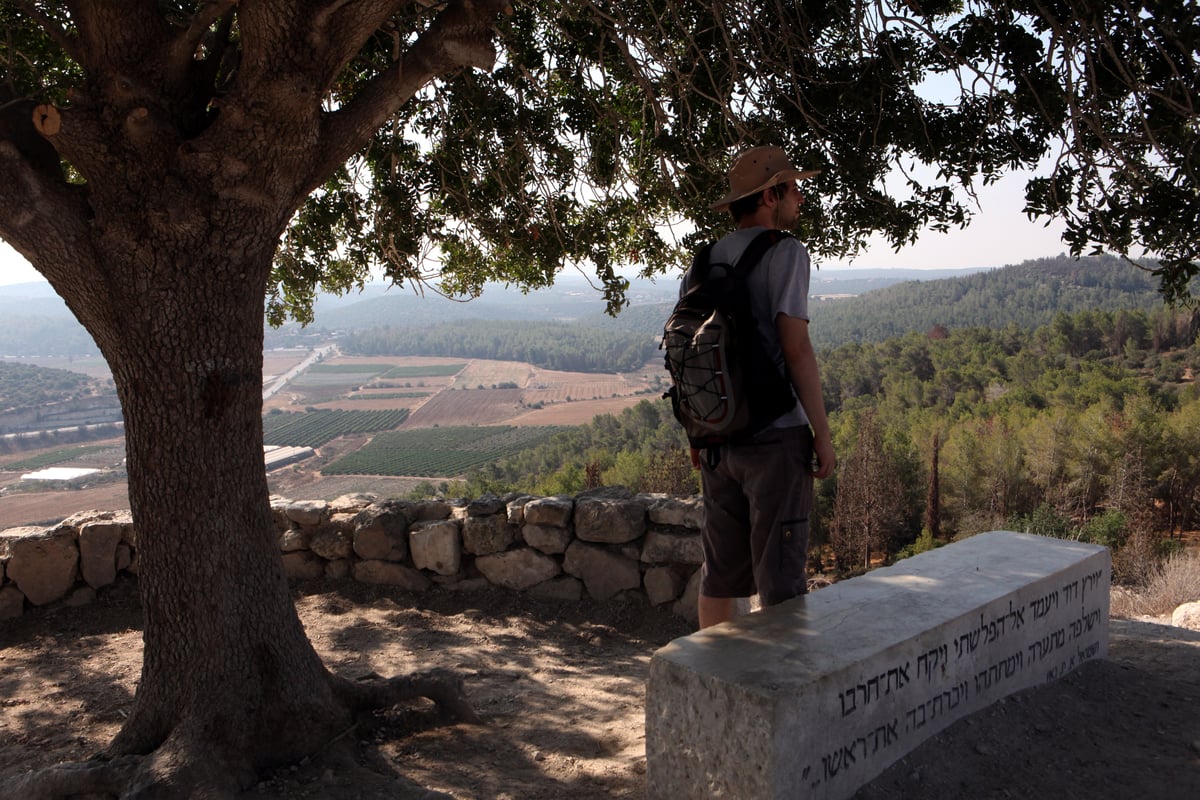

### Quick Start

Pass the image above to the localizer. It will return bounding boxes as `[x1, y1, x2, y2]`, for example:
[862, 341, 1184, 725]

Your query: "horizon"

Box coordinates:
[0, 169, 1069, 287]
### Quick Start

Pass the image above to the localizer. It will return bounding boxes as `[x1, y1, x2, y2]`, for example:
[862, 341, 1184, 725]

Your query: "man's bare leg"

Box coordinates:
[698, 594, 735, 629]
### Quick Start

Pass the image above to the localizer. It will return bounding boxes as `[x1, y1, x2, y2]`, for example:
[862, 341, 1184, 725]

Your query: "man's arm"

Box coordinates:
[777, 313, 836, 479]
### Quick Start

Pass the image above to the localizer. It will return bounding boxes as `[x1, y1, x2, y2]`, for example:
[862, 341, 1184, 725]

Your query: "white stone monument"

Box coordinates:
[646, 531, 1110, 800]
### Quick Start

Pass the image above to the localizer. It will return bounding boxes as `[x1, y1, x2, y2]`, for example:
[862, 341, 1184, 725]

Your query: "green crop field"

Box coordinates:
[1, 444, 115, 471]
[381, 364, 465, 378]
[321, 425, 562, 477]
[262, 409, 410, 447]
[306, 363, 396, 374]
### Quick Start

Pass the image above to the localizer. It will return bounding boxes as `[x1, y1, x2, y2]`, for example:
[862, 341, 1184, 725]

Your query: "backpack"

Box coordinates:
[662, 229, 798, 450]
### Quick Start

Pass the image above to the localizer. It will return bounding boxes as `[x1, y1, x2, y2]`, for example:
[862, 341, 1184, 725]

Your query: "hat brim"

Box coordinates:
[709, 167, 822, 211]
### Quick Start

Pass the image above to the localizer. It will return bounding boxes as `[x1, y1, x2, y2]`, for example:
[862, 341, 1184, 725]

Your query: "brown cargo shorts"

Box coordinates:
[698, 426, 814, 606]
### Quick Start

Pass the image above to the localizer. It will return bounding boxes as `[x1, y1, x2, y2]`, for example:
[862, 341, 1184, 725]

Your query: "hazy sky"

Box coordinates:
[0, 169, 1068, 287]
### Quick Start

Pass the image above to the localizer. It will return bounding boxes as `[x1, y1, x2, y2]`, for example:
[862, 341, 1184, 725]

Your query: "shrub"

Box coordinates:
[1110, 549, 1200, 618]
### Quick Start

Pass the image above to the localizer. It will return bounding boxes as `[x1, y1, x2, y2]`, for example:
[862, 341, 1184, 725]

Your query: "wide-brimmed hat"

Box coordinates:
[710, 146, 821, 211]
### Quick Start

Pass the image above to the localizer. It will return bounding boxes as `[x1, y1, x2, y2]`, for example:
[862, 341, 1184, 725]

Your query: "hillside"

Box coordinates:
[807, 254, 1178, 349]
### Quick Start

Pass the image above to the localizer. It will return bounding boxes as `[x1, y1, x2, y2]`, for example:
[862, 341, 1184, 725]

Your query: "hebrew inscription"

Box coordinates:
[801, 560, 1109, 794]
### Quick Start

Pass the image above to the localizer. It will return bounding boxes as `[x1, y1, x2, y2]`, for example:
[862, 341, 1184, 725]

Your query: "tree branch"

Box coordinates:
[170, 0, 240, 72]
[14, 0, 83, 64]
[310, 0, 510, 188]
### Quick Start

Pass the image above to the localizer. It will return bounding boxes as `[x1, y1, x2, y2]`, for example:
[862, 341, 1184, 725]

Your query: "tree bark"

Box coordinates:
[90, 229, 351, 788]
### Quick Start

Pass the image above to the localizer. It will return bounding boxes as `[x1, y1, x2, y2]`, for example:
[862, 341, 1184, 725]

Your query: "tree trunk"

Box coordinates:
[89, 233, 351, 789]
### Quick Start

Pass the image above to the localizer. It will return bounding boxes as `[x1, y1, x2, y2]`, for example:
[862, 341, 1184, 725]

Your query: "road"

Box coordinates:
[262, 344, 336, 400]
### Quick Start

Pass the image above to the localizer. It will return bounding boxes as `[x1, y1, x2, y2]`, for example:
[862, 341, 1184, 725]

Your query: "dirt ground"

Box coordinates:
[1, 575, 1198, 800]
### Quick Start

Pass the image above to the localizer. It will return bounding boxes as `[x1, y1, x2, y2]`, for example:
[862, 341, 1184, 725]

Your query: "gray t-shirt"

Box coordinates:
[680, 226, 812, 429]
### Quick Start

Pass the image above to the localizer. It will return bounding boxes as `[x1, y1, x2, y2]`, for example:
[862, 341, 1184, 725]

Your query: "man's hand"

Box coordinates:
[810, 434, 836, 479]
[690, 447, 702, 470]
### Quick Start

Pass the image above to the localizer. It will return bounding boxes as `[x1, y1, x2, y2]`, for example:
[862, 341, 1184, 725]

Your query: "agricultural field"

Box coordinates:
[403, 387, 524, 427]
[262, 409, 411, 447]
[0, 444, 119, 472]
[321, 425, 563, 477]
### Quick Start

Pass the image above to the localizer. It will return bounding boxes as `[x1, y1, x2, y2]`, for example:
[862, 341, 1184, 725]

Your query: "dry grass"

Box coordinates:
[1110, 549, 1200, 619]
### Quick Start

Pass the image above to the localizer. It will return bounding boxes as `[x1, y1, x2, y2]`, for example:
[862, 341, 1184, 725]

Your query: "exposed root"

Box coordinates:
[333, 666, 483, 725]
[0, 755, 140, 800]
[2, 668, 478, 800]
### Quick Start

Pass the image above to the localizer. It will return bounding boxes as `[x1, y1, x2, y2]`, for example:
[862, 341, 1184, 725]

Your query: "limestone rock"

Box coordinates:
[78, 521, 124, 589]
[1172, 601, 1200, 631]
[522, 524, 573, 555]
[564, 541, 641, 601]
[673, 567, 702, 626]
[648, 496, 704, 529]
[644, 566, 683, 606]
[282, 551, 326, 580]
[466, 494, 506, 516]
[325, 559, 352, 580]
[641, 529, 704, 565]
[410, 520, 462, 576]
[353, 504, 411, 562]
[574, 497, 646, 545]
[309, 527, 354, 561]
[353, 560, 432, 591]
[412, 499, 452, 522]
[285, 500, 329, 527]
[329, 493, 379, 514]
[475, 548, 561, 591]
[462, 514, 514, 556]
[522, 496, 574, 528]
[279, 528, 311, 553]
[0, 585, 24, 619]
[506, 496, 534, 526]
[3, 526, 78, 606]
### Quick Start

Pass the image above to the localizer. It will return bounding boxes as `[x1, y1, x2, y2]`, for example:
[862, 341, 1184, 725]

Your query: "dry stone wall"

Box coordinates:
[0, 488, 705, 622]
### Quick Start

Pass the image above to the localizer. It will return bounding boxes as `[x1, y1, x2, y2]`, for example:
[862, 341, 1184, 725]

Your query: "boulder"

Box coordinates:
[78, 521, 124, 589]
[410, 520, 462, 576]
[308, 527, 354, 561]
[1172, 601, 1200, 632]
[353, 504, 410, 562]
[647, 496, 704, 529]
[522, 524, 573, 555]
[644, 566, 683, 606]
[475, 548, 561, 591]
[281, 551, 326, 580]
[329, 493, 379, 514]
[285, 500, 328, 527]
[462, 514, 514, 555]
[466, 494, 506, 516]
[574, 496, 646, 545]
[640, 529, 704, 565]
[522, 496, 574, 528]
[3, 526, 78, 606]
[563, 541, 642, 601]
[353, 560, 432, 591]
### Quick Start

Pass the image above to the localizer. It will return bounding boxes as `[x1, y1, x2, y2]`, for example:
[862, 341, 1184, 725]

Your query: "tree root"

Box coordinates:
[0, 755, 140, 800]
[2, 667, 479, 799]
[333, 666, 483, 725]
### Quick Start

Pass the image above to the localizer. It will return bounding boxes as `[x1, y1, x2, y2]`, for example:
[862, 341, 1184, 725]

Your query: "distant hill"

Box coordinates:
[806, 254, 1182, 350]
[1, 255, 1180, 356]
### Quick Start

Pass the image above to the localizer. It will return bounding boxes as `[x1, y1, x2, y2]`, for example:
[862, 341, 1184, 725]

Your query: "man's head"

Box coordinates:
[710, 146, 820, 225]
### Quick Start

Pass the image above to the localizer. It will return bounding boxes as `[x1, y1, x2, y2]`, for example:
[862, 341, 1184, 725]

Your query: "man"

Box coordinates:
[690, 145, 837, 629]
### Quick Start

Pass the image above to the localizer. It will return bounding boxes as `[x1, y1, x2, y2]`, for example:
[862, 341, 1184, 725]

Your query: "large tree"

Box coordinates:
[0, 1, 1195, 796]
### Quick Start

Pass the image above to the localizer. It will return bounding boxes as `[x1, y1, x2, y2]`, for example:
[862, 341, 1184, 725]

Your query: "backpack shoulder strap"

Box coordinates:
[687, 241, 717, 283]
[734, 229, 794, 276]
